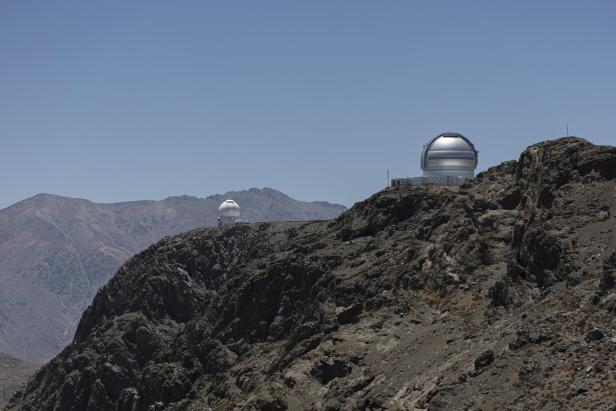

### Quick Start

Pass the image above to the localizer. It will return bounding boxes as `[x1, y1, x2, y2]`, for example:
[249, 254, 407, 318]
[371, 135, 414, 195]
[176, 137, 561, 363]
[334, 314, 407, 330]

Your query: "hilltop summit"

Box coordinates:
[9, 138, 616, 410]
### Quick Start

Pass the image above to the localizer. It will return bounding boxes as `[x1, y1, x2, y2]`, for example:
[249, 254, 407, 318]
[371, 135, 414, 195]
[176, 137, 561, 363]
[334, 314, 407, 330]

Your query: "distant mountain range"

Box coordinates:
[0, 188, 346, 362]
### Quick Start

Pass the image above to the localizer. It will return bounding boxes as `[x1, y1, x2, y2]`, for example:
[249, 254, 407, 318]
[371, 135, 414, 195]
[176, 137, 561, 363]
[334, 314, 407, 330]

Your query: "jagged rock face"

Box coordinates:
[0, 188, 345, 362]
[9, 138, 616, 410]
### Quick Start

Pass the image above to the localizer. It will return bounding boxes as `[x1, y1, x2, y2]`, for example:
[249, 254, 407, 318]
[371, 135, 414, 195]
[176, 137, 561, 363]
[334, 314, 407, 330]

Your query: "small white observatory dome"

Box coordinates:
[421, 132, 478, 178]
[218, 199, 241, 226]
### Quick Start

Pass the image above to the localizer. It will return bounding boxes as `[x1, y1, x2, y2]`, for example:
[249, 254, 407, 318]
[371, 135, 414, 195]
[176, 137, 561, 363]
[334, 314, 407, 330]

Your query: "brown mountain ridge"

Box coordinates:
[8, 138, 616, 410]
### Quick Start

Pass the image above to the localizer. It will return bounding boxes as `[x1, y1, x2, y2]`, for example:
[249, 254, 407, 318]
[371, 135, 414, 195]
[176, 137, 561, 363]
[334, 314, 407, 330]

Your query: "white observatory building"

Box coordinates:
[391, 132, 479, 187]
[218, 199, 241, 226]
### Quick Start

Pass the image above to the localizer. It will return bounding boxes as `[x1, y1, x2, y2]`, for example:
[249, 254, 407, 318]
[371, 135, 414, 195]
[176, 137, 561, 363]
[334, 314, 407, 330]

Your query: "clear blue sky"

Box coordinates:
[1, 1, 615, 209]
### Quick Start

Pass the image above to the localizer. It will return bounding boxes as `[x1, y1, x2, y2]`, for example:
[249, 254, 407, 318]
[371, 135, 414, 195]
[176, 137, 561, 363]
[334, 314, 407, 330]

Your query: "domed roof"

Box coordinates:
[421, 132, 478, 178]
[218, 199, 240, 212]
[218, 200, 241, 221]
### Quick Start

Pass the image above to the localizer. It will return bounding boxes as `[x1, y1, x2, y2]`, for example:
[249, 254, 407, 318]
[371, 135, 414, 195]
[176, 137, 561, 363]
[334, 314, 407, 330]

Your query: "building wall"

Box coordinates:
[391, 175, 471, 187]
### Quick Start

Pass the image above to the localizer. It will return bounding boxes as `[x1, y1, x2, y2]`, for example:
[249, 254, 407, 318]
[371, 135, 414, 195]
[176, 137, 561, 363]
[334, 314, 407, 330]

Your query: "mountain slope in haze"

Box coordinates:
[0, 188, 346, 362]
[9, 138, 616, 410]
[0, 353, 38, 409]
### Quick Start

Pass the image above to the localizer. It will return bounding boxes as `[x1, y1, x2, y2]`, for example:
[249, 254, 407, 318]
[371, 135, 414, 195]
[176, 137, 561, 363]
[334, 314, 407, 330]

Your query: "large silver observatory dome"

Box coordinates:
[218, 199, 241, 226]
[421, 132, 478, 178]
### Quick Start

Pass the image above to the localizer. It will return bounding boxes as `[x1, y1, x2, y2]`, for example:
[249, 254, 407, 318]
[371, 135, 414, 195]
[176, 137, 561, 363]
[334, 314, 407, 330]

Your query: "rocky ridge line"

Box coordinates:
[8, 138, 616, 410]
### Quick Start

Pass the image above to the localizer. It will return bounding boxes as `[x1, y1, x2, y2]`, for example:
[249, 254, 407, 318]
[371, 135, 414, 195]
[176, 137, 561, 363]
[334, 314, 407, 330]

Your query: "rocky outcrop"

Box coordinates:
[8, 138, 616, 410]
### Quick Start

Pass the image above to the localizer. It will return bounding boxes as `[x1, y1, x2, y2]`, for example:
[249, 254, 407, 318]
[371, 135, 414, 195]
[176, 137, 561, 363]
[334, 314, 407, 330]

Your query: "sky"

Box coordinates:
[1, 1, 615, 209]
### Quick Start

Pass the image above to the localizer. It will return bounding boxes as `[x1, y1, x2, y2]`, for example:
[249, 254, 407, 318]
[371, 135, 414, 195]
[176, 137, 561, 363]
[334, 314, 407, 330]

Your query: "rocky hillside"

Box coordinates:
[0, 188, 345, 362]
[9, 138, 616, 410]
[0, 354, 38, 410]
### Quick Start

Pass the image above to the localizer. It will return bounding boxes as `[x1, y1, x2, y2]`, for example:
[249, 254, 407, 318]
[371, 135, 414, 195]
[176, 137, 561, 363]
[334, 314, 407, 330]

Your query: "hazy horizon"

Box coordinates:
[2, 1, 615, 209]
[1, 186, 349, 210]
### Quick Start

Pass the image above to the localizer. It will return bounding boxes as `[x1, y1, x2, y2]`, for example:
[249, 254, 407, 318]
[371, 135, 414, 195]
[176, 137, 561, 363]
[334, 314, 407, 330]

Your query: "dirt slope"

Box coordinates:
[0, 354, 38, 409]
